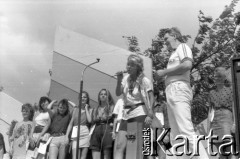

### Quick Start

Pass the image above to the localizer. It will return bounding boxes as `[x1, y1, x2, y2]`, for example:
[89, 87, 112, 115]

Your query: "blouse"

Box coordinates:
[209, 86, 233, 110]
[122, 73, 153, 119]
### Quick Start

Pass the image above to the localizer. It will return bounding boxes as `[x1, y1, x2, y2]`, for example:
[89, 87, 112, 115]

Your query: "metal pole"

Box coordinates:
[76, 58, 100, 159]
[76, 80, 83, 159]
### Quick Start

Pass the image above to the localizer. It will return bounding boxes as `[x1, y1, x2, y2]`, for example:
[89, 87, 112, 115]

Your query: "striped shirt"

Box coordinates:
[165, 43, 193, 86]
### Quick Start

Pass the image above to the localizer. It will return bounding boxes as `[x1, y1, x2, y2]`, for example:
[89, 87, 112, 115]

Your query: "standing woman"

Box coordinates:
[48, 99, 71, 159]
[90, 89, 115, 159]
[66, 91, 92, 159]
[9, 103, 34, 159]
[115, 54, 154, 159]
[208, 67, 236, 159]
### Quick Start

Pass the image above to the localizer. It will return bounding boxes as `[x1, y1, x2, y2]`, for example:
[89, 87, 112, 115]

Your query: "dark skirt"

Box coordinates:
[90, 124, 113, 151]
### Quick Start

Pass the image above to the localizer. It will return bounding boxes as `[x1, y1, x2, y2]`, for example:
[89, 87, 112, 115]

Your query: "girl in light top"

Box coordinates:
[116, 54, 154, 159]
[29, 97, 55, 159]
[116, 54, 154, 123]
[10, 103, 34, 159]
[65, 91, 92, 159]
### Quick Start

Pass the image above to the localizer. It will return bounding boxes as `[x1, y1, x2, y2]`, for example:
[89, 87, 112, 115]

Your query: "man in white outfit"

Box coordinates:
[154, 27, 208, 159]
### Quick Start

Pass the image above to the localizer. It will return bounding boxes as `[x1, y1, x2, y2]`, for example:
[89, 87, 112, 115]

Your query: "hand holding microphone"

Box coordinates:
[115, 70, 127, 81]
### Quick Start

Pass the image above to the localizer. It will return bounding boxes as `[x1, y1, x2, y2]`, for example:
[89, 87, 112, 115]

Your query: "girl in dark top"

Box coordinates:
[66, 91, 92, 159]
[48, 99, 71, 159]
[90, 89, 115, 159]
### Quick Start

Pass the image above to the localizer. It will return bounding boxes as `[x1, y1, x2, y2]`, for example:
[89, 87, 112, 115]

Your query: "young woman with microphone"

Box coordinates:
[115, 54, 154, 159]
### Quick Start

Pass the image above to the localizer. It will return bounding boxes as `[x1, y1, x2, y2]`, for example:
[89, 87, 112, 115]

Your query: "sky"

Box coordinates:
[0, 0, 239, 104]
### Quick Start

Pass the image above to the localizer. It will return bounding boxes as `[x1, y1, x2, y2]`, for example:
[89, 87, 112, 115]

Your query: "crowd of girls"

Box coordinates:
[1, 54, 236, 159]
[3, 85, 122, 159]
[1, 54, 154, 159]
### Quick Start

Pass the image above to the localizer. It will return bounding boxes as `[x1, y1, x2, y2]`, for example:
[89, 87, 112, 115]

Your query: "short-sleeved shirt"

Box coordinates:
[48, 112, 71, 135]
[122, 74, 153, 119]
[113, 99, 124, 121]
[209, 86, 233, 110]
[34, 111, 51, 127]
[166, 43, 193, 86]
[12, 121, 33, 158]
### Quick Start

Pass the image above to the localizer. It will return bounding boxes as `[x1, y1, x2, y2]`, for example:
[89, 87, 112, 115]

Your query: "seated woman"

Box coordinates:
[29, 96, 54, 159]
[90, 89, 115, 159]
[48, 99, 71, 159]
[9, 103, 34, 159]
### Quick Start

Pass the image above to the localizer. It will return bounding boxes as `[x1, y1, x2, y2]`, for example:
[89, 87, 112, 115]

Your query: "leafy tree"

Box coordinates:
[124, 36, 141, 53]
[144, 0, 240, 124]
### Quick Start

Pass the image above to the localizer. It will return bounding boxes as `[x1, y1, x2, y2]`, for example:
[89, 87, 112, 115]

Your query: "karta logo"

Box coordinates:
[142, 128, 238, 157]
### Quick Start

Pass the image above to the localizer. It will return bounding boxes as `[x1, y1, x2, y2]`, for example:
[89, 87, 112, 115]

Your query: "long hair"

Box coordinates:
[127, 54, 144, 76]
[94, 89, 115, 120]
[82, 91, 90, 105]
[98, 89, 114, 106]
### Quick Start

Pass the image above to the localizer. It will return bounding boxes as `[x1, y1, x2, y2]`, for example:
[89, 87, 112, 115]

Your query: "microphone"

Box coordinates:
[114, 70, 128, 76]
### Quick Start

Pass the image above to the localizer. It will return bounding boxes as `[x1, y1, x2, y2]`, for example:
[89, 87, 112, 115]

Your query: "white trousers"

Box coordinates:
[166, 81, 208, 159]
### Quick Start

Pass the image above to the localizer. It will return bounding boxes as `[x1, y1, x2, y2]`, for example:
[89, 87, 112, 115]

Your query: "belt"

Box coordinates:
[127, 115, 147, 123]
[124, 102, 144, 114]
[215, 106, 232, 112]
[51, 133, 65, 137]
[165, 80, 190, 88]
[95, 121, 109, 126]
